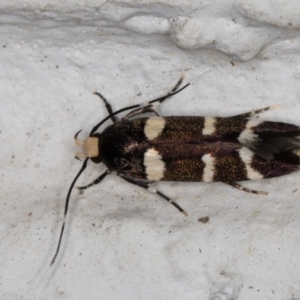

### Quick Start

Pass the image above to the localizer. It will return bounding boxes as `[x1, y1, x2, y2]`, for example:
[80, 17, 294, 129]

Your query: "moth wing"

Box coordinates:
[238, 121, 300, 160]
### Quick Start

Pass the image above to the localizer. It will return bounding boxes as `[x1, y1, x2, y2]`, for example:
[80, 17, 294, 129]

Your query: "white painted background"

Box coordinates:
[1, 1, 300, 299]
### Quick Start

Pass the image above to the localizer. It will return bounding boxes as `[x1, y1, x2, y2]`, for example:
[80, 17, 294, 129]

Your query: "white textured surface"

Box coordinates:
[1, 1, 300, 300]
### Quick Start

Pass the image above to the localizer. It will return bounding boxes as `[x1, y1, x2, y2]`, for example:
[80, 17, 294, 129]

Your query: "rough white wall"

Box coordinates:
[1, 1, 300, 300]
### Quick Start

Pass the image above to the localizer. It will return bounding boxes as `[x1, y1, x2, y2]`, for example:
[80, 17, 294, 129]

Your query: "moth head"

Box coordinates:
[74, 130, 102, 163]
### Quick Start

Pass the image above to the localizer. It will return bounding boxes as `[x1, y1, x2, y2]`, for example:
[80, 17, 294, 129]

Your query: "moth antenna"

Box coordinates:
[50, 158, 89, 266]
[90, 104, 138, 135]
[149, 83, 190, 104]
[90, 83, 190, 135]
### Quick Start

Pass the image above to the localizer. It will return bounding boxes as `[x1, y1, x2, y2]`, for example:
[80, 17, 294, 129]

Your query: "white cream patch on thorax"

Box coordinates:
[202, 117, 216, 135]
[144, 148, 165, 180]
[85, 137, 99, 157]
[201, 153, 215, 182]
[75, 136, 99, 158]
[238, 119, 262, 146]
[238, 147, 263, 180]
[294, 149, 300, 157]
[144, 117, 166, 140]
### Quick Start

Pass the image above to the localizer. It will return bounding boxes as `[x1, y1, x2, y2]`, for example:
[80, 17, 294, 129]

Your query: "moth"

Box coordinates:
[51, 77, 300, 265]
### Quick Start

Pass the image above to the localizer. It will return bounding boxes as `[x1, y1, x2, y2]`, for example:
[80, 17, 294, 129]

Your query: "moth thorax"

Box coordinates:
[75, 136, 99, 158]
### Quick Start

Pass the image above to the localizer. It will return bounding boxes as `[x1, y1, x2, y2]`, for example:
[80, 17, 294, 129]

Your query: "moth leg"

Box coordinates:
[225, 181, 267, 195]
[123, 75, 189, 120]
[77, 170, 110, 190]
[118, 174, 188, 216]
[94, 92, 119, 123]
[231, 105, 280, 119]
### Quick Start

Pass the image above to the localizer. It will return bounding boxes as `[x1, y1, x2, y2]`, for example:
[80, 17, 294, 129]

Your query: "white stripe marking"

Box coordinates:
[144, 148, 165, 180]
[145, 117, 166, 140]
[294, 150, 300, 157]
[238, 119, 262, 146]
[203, 117, 216, 135]
[202, 154, 215, 182]
[238, 147, 263, 180]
